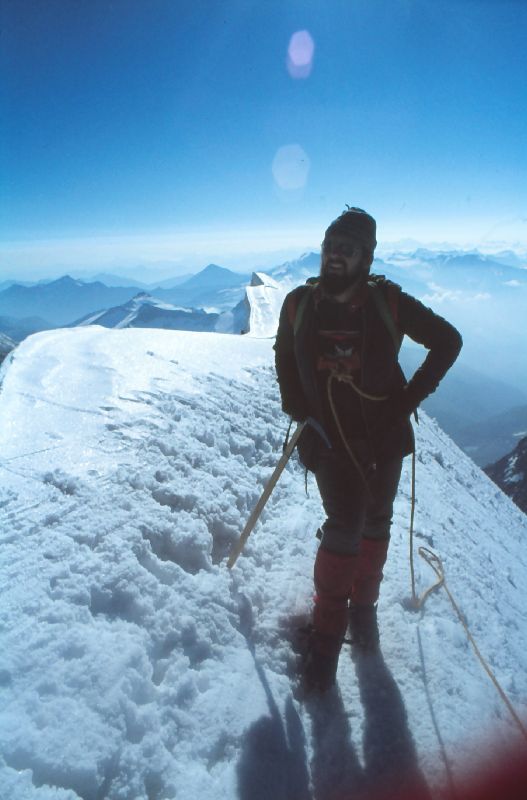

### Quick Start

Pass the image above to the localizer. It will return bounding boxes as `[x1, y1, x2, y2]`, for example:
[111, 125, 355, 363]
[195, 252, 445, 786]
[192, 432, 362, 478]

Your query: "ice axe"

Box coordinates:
[227, 421, 306, 569]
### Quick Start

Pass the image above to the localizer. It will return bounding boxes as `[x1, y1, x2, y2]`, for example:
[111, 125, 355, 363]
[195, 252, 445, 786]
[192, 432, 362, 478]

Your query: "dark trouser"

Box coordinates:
[311, 450, 403, 645]
[315, 449, 403, 555]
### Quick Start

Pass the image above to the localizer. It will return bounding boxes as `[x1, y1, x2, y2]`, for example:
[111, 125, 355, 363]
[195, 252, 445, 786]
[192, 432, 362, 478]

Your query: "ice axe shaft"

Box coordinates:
[227, 422, 305, 569]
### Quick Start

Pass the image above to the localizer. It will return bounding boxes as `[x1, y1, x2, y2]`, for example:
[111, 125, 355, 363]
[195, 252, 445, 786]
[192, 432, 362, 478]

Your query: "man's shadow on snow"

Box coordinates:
[304, 643, 431, 800]
[351, 644, 432, 799]
[304, 684, 363, 800]
[236, 598, 311, 800]
[236, 603, 431, 800]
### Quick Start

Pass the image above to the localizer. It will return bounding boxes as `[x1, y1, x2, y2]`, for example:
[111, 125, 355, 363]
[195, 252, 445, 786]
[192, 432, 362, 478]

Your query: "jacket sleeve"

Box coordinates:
[273, 293, 308, 420]
[398, 291, 463, 406]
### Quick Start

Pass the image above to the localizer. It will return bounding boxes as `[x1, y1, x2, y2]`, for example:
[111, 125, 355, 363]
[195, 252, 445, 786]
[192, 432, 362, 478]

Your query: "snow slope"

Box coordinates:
[0, 328, 526, 800]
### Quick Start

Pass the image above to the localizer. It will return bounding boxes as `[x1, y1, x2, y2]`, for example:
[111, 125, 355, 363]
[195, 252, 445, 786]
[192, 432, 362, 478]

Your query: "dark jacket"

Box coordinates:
[274, 275, 462, 471]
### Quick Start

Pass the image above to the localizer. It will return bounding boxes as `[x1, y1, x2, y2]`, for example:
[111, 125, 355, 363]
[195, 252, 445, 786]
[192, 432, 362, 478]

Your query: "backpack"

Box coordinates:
[287, 276, 402, 353]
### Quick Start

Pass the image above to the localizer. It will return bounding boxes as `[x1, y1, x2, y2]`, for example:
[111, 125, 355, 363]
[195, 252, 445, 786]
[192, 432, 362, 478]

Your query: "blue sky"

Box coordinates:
[2, 0, 526, 276]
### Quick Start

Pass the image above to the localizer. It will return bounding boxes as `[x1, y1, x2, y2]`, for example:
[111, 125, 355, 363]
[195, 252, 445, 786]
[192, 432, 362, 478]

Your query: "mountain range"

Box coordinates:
[0, 265, 252, 327]
[73, 293, 220, 333]
[71, 272, 284, 339]
[454, 405, 527, 468]
[150, 264, 251, 311]
[485, 435, 527, 513]
[2, 248, 525, 328]
[0, 276, 139, 326]
[1, 246, 526, 465]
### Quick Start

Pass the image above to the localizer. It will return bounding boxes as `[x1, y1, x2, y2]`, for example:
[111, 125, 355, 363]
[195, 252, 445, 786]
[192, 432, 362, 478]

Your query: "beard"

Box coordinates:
[319, 264, 363, 296]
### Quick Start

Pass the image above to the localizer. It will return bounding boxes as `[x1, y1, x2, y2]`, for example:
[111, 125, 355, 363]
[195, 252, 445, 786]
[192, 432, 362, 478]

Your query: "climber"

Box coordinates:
[274, 207, 462, 691]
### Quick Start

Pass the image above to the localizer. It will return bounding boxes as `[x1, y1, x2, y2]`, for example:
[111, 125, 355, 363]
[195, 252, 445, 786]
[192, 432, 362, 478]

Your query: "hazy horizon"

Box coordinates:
[2, 234, 527, 285]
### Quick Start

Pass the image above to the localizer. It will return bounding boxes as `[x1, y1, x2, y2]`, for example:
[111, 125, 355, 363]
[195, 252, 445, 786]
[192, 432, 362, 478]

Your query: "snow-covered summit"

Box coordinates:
[74, 292, 219, 332]
[250, 272, 279, 289]
[0, 327, 526, 799]
[215, 272, 285, 337]
[244, 272, 285, 338]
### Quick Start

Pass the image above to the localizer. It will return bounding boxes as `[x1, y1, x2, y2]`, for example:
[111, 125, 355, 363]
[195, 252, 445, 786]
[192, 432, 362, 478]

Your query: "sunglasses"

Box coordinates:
[322, 239, 361, 257]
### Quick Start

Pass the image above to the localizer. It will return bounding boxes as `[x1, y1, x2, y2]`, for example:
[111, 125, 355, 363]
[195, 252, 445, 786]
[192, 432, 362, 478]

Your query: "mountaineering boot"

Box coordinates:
[352, 537, 390, 606]
[348, 604, 379, 652]
[304, 547, 358, 692]
[303, 628, 342, 693]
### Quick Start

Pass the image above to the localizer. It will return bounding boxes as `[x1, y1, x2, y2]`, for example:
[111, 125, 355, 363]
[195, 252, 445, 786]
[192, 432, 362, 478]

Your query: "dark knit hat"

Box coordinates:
[323, 206, 377, 252]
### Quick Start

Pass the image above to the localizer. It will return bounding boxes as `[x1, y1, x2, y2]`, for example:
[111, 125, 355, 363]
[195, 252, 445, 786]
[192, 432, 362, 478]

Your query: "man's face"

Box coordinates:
[320, 235, 365, 295]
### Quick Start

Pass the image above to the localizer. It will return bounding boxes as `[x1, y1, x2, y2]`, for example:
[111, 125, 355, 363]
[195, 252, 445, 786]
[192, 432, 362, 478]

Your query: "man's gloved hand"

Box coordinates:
[283, 403, 308, 423]
[374, 385, 419, 436]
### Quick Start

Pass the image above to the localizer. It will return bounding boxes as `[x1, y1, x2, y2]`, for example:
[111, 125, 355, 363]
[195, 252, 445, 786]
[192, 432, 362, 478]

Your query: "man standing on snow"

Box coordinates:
[274, 207, 462, 692]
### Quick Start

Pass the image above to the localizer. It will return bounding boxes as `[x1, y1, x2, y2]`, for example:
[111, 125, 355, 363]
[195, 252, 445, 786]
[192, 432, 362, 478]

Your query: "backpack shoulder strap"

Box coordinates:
[287, 281, 318, 335]
[386, 282, 399, 325]
[367, 279, 402, 353]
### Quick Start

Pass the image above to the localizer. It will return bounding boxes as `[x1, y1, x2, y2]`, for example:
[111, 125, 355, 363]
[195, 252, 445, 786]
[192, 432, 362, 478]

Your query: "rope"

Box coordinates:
[414, 546, 527, 742]
[410, 546, 445, 610]
[328, 369, 388, 403]
[326, 370, 387, 500]
[409, 449, 420, 607]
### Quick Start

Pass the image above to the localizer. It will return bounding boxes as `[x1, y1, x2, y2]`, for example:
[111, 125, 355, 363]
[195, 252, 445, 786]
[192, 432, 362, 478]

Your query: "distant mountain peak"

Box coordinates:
[485, 436, 527, 514]
[201, 264, 230, 275]
[53, 275, 83, 286]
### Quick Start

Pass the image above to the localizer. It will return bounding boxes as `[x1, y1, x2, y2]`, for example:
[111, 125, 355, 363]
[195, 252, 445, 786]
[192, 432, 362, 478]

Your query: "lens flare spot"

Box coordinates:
[272, 145, 311, 190]
[287, 30, 315, 79]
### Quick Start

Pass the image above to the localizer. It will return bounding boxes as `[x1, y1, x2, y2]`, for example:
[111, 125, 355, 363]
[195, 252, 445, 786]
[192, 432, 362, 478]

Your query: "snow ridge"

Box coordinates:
[0, 328, 526, 799]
